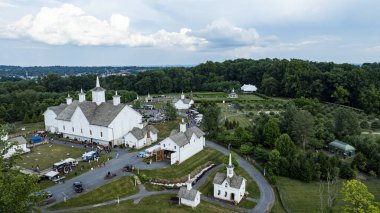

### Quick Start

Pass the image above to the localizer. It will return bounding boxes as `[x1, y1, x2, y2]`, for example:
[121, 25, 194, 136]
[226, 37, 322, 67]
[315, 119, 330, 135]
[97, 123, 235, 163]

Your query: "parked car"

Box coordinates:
[122, 164, 135, 172]
[30, 191, 53, 199]
[73, 181, 84, 193]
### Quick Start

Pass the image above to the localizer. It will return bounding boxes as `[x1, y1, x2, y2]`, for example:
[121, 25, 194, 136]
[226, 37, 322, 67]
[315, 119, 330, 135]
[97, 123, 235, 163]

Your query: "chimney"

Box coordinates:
[79, 88, 86, 102]
[180, 118, 186, 133]
[113, 91, 121, 106]
[186, 174, 192, 190]
[66, 94, 72, 105]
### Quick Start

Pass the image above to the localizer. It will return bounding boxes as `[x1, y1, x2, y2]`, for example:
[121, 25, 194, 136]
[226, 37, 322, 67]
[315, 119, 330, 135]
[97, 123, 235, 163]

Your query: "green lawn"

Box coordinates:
[144, 183, 166, 191]
[276, 176, 380, 213]
[48, 176, 139, 210]
[139, 148, 224, 182]
[74, 194, 238, 213]
[271, 187, 286, 213]
[10, 122, 45, 137]
[154, 118, 182, 140]
[199, 166, 260, 199]
[17, 143, 83, 170]
[240, 199, 257, 209]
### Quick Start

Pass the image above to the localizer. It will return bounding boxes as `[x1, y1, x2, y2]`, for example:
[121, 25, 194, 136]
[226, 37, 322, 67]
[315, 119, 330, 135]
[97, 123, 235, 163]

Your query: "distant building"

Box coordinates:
[228, 88, 238, 99]
[124, 125, 158, 149]
[145, 93, 153, 103]
[177, 174, 201, 208]
[241, 84, 257, 93]
[44, 77, 143, 147]
[160, 119, 205, 165]
[172, 92, 194, 110]
[328, 140, 355, 157]
[213, 154, 246, 203]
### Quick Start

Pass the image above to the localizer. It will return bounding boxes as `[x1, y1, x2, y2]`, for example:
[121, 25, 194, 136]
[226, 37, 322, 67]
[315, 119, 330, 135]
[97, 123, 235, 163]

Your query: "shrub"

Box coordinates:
[371, 120, 380, 130]
[360, 121, 370, 130]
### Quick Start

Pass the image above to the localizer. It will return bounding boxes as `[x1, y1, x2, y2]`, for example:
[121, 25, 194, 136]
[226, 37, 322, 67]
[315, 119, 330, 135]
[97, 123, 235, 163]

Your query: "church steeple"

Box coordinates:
[66, 94, 73, 105]
[79, 88, 86, 102]
[186, 174, 192, 190]
[92, 76, 106, 105]
[227, 153, 234, 178]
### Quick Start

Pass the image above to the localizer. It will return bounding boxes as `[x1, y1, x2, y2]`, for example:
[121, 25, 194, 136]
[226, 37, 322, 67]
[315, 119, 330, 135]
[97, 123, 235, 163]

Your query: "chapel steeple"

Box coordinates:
[92, 76, 106, 105]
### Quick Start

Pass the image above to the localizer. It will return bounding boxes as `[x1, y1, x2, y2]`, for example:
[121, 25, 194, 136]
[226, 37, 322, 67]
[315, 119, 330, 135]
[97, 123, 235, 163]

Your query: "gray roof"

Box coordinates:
[172, 98, 192, 104]
[92, 87, 106, 92]
[8, 136, 27, 145]
[329, 140, 355, 151]
[213, 172, 245, 189]
[177, 187, 199, 201]
[169, 126, 205, 147]
[129, 125, 158, 140]
[47, 104, 68, 115]
[53, 100, 132, 127]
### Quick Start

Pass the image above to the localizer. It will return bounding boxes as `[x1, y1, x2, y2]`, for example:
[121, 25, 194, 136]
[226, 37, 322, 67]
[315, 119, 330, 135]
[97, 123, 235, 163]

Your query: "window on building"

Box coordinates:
[174, 146, 177, 149]
[100, 132, 103, 137]
[225, 183, 228, 187]
[63, 125, 65, 130]
[163, 144, 166, 147]
[72, 127, 74, 132]
[218, 190, 221, 195]
[225, 192, 227, 197]
[90, 130, 92, 135]
[81, 129, 83, 133]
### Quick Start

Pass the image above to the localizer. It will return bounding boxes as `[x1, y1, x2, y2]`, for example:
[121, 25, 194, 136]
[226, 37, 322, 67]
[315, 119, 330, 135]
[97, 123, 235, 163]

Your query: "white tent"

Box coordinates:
[241, 84, 257, 93]
[44, 171, 60, 180]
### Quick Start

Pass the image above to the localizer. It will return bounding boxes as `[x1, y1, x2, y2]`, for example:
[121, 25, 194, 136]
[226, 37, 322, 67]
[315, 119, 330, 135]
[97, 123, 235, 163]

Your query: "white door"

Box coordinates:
[50, 126, 56, 133]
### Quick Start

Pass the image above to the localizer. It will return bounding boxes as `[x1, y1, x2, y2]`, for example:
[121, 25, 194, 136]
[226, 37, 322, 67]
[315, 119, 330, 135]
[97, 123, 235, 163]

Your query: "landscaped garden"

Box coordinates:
[75, 194, 238, 213]
[48, 176, 139, 210]
[138, 148, 225, 182]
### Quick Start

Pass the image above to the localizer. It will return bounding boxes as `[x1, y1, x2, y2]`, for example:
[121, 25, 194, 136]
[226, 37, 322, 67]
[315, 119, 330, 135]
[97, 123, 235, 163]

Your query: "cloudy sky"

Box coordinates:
[0, 0, 379, 66]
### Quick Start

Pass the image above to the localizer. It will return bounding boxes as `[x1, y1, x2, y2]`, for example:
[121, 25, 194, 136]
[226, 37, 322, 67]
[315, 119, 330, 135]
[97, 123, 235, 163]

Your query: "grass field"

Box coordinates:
[154, 118, 182, 140]
[75, 194, 238, 213]
[17, 143, 83, 170]
[139, 148, 225, 182]
[11, 122, 45, 137]
[193, 92, 264, 102]
[48, 176, 139, 210]
[199, 166, 260, 199]
[276, 176, 380, 213]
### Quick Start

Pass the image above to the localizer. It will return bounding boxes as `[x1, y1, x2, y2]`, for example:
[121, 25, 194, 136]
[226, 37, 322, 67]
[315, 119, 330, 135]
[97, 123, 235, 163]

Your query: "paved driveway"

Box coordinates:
[206, 141, 275, 213]
[44, 145, 169, 205]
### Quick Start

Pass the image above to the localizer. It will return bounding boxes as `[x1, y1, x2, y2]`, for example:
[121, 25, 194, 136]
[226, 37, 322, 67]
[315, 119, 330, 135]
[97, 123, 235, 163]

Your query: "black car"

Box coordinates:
[73, 181, 84, 193]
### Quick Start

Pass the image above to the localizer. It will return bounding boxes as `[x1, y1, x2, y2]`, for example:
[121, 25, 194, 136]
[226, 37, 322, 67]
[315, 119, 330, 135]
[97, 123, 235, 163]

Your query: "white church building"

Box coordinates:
[160, 119, 205, 165]
[213, 154, 247, 203]
[44, 77, 143, 146]
[177, 174, 201, 208]
[172, 92, 194, 110]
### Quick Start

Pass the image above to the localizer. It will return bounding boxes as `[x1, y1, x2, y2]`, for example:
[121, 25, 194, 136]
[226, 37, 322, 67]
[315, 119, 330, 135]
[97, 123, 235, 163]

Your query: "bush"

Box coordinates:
[360, 121, 370, 130]
[371, 120, 380, 130]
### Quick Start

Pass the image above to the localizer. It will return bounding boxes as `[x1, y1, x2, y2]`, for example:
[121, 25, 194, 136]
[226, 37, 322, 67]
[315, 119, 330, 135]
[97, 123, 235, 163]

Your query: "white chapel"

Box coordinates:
[44, 77, 143, 146]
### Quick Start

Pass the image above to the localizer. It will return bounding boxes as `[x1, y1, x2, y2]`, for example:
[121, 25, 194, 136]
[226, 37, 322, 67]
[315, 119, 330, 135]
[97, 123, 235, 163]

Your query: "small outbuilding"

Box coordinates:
[241, 84, 257, 93]
[177, 175, 201, 208]
[228, 88, 238, 99]
[328, 140, 355, 157]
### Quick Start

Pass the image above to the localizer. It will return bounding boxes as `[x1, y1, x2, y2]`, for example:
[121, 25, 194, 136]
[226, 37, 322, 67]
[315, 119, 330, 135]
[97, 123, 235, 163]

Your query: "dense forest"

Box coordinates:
[0, 58, 380, 124]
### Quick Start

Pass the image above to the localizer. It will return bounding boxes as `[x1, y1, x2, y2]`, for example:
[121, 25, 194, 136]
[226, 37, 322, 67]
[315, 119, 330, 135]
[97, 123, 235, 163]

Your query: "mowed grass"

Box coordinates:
[139, 148, 225, 181]
[17, 143, 83, 170]
[199, 166, 260, 200]
[74, 194, 238, 213]
[154, 118, 182, 140]
[11, 122, 45, 137]
[48, 176, 139, 210]
[276, 176, 380, 213]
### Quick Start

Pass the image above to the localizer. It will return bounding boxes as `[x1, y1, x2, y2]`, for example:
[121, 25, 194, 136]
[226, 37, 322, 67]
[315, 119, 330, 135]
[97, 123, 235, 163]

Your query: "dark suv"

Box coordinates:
[73, 181, 84, 193]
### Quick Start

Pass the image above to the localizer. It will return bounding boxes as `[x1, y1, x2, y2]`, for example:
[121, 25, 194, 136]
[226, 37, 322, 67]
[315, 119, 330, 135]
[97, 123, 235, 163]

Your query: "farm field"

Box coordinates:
[275, 176, 380, 213]
[139, 148, 224, 182]
[75, 194, 238, 213]
[16, 143, 83, 170]
[48, 176, 139, 210]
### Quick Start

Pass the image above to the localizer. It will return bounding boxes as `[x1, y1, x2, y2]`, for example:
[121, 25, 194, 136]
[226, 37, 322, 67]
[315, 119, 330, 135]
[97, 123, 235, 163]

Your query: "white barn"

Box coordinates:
[44, 77, 143, 147]
[213, 154, 246, 203]
[160, 119, 205, 165]
[172, 92, 194, 110]
[3, 136, 30, 159]
[241, 84, 257, 93]
[124, 125, 158, 149]
[177, 175, 201, 208]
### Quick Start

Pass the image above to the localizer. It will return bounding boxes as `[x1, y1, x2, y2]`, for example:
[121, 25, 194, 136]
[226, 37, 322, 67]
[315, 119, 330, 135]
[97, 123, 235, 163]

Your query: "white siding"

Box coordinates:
[44, 110, 58, 133]
[180, 192, 200, 208]
[213, 179, 246, 203]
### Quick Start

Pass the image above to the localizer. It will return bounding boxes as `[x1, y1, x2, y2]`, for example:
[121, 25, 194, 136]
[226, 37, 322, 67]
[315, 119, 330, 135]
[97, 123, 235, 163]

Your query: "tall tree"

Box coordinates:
[165, 102, 177, 120]
[0, 124, 40, 212]
[275, 134, 297, 158]
[263, 118, 281, 148]
[202, 103, 221, 137]
[290, 110, 315, 150]
[341, 179, 380, 213]
[334, 109, 360, 139]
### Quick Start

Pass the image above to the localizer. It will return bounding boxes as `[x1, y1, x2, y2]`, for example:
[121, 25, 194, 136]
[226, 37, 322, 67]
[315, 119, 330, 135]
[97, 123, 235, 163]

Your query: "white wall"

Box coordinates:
[3, 144, 30, 159]
[44, 110, 58, 133]
[178, 134, 204, 164]
[213, 179, 246, 203]
[174, 100, 193, 110]
[109, 105, 142, 140]
[180, 193, 200, 207]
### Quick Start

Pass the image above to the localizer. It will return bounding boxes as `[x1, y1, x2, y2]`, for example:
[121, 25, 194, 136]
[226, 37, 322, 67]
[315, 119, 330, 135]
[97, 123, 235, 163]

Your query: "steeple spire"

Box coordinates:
[227, 153, 234, 178]
[229, 153, 232, 166]
[96, 76, 100, 87]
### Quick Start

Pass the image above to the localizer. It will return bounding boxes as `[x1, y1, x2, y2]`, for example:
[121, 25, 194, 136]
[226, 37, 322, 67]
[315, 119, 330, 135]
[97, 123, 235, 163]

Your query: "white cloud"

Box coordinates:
[0, 1, 15, 8]
[194, 19, 260, 48]
[6, 4, 207, 49]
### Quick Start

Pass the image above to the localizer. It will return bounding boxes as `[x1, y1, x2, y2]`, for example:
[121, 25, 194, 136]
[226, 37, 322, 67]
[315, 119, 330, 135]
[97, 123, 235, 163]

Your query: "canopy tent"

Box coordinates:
[44, 171, 59, 179]
[31, 136, 42, 143]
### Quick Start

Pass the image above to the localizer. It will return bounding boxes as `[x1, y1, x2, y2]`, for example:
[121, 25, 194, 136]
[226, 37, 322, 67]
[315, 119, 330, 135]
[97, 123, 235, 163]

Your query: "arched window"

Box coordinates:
[225, 191, 227, 197]
[225, 183, 228, 187]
